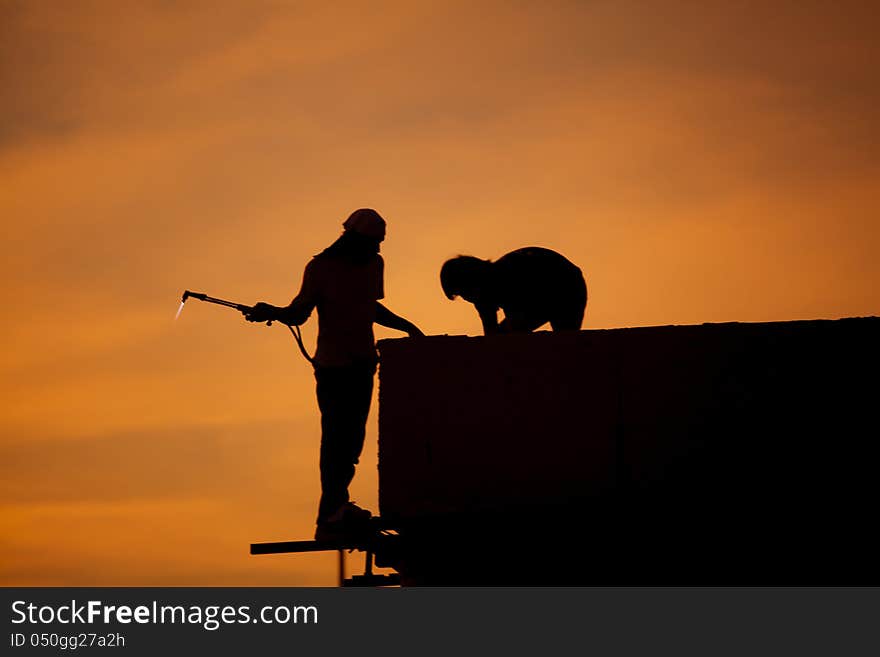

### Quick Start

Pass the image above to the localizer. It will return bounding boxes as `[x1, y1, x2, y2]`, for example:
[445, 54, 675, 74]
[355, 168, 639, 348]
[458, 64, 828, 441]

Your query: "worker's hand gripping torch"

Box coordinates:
[176, 289, 312, 363]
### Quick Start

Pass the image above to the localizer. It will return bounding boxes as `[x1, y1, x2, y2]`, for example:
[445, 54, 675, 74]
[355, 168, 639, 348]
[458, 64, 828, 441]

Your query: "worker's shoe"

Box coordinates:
[314, 502, 372, 543]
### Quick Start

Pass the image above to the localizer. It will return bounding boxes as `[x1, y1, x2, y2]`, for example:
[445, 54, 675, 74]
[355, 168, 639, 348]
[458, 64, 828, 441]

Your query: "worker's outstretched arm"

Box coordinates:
[244, 295, 314, 326]
[277, 294, 316, 326]
[375, 303, 424, 337]
[245, 263, 317, 326]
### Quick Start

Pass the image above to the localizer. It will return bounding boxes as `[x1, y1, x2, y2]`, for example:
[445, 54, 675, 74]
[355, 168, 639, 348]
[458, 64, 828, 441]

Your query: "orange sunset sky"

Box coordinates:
[1, 1, 878, 585]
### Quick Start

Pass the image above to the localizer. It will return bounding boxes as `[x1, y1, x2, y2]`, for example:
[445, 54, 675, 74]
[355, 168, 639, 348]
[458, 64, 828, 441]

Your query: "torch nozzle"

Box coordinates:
[176, 290, 204, 321]
[182, 290, 207, 303]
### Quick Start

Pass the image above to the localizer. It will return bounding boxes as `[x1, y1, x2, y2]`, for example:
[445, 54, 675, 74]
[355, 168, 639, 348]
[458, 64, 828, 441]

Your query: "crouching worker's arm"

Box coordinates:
[375, 303, 424, 337]
[477, 302, 499, 335]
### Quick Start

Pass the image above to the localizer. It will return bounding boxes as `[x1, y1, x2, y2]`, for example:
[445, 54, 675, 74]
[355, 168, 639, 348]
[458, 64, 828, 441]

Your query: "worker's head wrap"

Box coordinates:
[343, 208, 386, 241]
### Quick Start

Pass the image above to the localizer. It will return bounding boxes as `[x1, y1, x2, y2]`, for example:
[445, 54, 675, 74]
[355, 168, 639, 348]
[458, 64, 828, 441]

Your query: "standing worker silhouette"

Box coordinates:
[245, 209, 423, 541]
[441, 247, 587, 334]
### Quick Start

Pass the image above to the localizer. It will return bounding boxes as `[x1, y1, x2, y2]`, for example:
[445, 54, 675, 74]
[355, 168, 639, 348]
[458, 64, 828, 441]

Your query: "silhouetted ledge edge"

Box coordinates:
[377, 315, 879, 347]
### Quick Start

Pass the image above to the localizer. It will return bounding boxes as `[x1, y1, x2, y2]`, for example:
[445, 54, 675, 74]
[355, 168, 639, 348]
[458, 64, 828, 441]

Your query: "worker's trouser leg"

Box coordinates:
[314, 362, 376, 524]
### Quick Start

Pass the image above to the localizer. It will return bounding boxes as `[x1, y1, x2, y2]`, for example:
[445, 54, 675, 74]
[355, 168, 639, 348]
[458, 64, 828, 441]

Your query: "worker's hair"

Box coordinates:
[318, 230, 380, 265]
[440, 255, 491, 299]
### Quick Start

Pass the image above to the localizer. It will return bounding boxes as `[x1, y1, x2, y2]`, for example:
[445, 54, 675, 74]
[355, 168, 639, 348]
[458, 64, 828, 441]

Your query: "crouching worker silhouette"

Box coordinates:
[440, 247, 587, 335]
[244, 209, 423, 542]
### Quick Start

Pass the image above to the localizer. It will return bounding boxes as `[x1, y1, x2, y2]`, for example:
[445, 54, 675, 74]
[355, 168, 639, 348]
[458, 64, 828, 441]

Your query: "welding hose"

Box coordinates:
[286, 323, 314, 366]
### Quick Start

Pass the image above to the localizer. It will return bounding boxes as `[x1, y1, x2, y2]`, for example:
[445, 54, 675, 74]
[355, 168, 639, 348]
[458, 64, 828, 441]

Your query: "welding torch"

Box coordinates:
[178, 290, 273, 323]
[177, 289, 312, 362]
